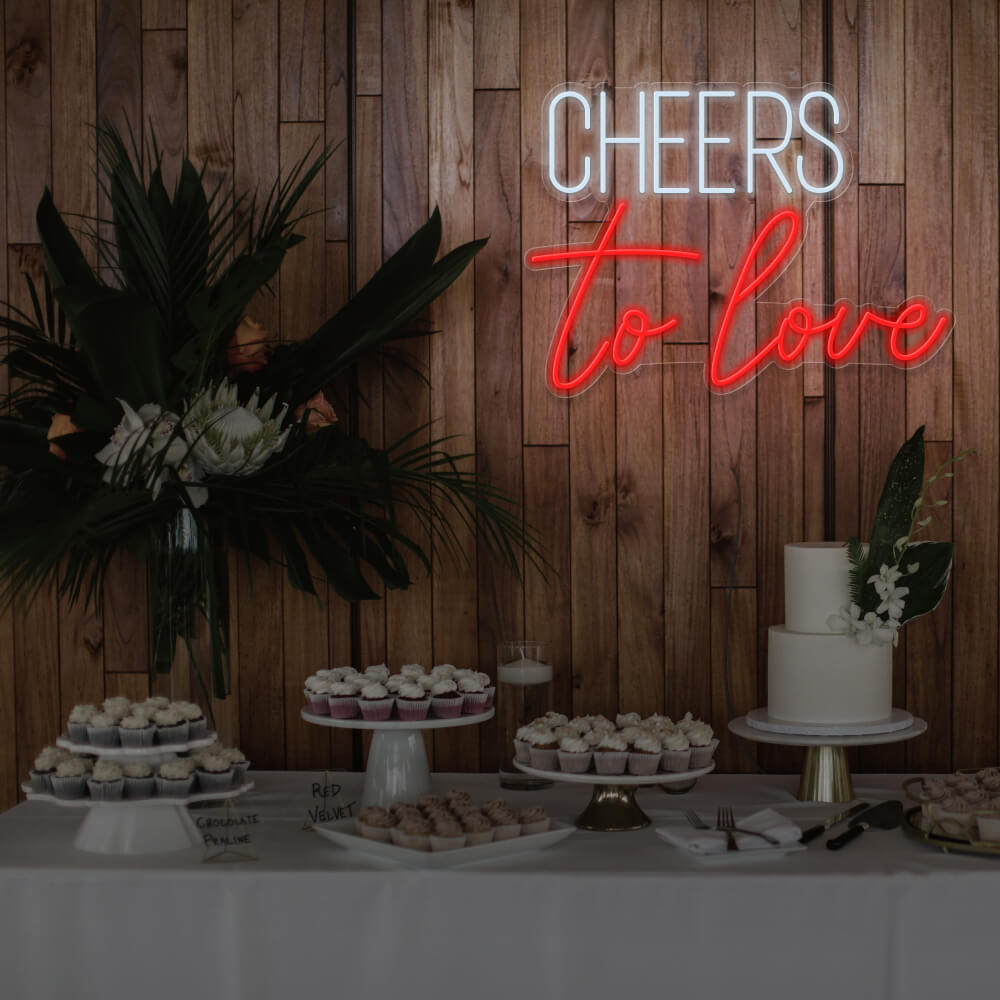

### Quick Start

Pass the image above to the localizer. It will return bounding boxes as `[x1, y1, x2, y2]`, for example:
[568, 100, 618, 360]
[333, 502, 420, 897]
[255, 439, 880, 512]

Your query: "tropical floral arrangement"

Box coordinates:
[0, 125, 533, 698]
[827, 426, 970, 646]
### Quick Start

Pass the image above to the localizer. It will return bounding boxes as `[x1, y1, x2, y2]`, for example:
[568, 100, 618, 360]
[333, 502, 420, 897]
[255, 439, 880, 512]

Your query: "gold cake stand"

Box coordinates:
[728, 714, 927, 803]
[514, 760, 715, 831]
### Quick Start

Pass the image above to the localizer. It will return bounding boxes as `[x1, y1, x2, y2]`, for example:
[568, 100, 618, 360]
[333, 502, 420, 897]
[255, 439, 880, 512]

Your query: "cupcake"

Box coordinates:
[431, 663, 457, 680]
[174, 701, 207, 740]
[358, 806, 396, 842]
[385, 674, 407, 694]
[396, 681, 431, 721]
[304, 675, 332, 715]
[445, 787, 472, 806]
[513, 725, 534, 764]
[616, 711, 641, 728]
[430, 678, 463, 719]
[153, 707, 189, 744]
[593, 732, 629, 775]
[327, 680, 361, 719]
[393, 815, 432, 850]
[196, 753, 235, 793]
[358, 681, 394, 721]
[156, 759, 196, 797]
[417, 673, 438, 693]
[458, 675, 489, 715]
[328, 666, 357, 683]
[122, 761, 155, 798]
[686, 721, 718, 767]
[527, 727, 559, 770]
[86, 712, 120, 748]
[67, 704, 98, 743]
[429, 818, 467, 851]
[364, 663, 391, 683]
[462, 812, 495, 846]
[416, 794, 443, 810]
[221, 747, 250, 785]
[474, 671, 495, 709]
[489, 808, 521, 841]
[87, 760, 124, 801]
[50, 757, 89, 799]
[557, 735, 593, 773]
[102, 697, 132, 722]
[660, 728, 692, 772]
[141, 697, 171, 714]
[30, 747, 68, 792]
[628, 733, 663, 775]
[119, 712, 156, 748]
[518, 806, 551, 834]
[400, 663, 426, 679]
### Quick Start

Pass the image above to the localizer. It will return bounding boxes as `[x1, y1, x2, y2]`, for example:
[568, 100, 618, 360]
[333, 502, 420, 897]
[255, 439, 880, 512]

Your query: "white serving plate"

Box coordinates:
[745, 707, 914, 737]
[314, 817, 575, 868]
[513, 760, 715, 786]
[654, 821, 807, 866]
[55, 732, 219, 758]
[301, 708, 493, 731]
[22, 781, 254, 808]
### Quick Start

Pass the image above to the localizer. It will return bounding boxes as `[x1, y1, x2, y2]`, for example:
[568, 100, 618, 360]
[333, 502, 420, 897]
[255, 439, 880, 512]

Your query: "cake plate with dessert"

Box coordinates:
[513, 760, 715, 831]
[728, 714, 927, 802]
[301, 708, 494, 810]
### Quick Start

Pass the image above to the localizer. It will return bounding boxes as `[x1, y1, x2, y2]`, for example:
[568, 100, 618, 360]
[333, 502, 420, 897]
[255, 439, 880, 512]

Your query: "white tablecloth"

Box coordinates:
[1, 771, 998, 1000]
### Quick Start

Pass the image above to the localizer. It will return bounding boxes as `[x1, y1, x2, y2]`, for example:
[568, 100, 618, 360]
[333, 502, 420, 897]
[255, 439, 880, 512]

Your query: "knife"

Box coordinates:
[826, 800, 903, 850]
[799, 801, 870, 844]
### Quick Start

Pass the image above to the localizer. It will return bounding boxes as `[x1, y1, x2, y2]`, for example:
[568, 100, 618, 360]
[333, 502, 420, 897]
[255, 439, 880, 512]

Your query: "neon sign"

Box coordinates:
[530, 84, 952, 394]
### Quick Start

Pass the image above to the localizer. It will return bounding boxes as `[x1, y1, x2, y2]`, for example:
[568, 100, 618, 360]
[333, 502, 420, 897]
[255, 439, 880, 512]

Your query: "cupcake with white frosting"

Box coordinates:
[50, 757, 89, 799]
[195, 753, 234, 793]
[458, 674, 488, 715]
[102, 697, 132, 722]
[122, 761, 155, 798]
[153, 707, 189, 745]
[221, 747, 250, 785]
[155, 759, 196, 797]
[30, 747, 70, 792]
[513, 725, 534, 763]
[526, 726, 559, 770]
[67, 704, 98, 743]
[327, 680, 360, 719]
[363, 663, 391, 683]
[593, 731, 629, 775]
[475, 671, 496, 709]
[399, 663, 426, 679]
[86, 712, 120, 748]
[628, 732, 662, 776]
[385, 674, 407, 694]
[557, 735, 593, 773]
[119, 712, 156, 748]
[431, 663, 457, 680]
[489, 807, 521, 841]
[87, 760, 124, 801]
[396, 681, 431, 722]
[616, 711, 641, 728]
[660, 728, 692, 772]
[304, 675, 332, 715]
[686, 720, 718, 767]
[174, 701, 207, 740]
[430, 678, 463, 719]
[358, 681, 394, 721]
[519, 806, 550, 835]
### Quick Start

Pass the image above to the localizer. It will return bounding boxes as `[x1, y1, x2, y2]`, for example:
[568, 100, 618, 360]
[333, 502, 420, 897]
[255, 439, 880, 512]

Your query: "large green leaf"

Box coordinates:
[35, 189, 100, 295]
[898, 540, 954, 623]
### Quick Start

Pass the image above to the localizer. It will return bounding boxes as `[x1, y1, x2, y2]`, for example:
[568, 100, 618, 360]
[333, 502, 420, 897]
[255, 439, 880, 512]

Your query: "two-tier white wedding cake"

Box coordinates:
[766, 542, 892, 725]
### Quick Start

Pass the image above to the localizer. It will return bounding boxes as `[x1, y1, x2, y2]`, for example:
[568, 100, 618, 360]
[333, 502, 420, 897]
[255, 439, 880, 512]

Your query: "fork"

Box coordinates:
[715, 805, 781, 846]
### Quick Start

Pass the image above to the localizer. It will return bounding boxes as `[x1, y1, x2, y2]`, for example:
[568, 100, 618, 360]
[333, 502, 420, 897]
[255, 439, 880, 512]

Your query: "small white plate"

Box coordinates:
[654, 822, 807, 866]
[314, 817, 575, 868]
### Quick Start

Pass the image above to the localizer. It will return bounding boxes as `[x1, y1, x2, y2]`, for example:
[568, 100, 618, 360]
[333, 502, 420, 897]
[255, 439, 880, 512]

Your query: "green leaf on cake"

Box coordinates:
[897, 540, 954, 624]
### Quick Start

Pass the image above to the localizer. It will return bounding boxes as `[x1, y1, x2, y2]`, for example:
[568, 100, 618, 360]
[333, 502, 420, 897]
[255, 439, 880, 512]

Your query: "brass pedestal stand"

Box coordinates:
[729, 715, 927, 804]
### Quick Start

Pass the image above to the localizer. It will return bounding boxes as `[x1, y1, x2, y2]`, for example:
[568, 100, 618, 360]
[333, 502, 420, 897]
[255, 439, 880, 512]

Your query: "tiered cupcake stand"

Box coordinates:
[301, 708, 494, 809]
[729, 710, 927, 803]
[23, 733, 254, 855]
[514, 760, 715, 831]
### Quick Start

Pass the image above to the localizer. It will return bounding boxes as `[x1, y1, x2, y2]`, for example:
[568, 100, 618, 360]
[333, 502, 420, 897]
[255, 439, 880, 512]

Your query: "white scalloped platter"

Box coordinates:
[513, 760, 715, 786]
[22, 780, 254, 808]
[314, 817, 575, 868]
[55, 732, 219, 758]
[301, 707, 493, 731]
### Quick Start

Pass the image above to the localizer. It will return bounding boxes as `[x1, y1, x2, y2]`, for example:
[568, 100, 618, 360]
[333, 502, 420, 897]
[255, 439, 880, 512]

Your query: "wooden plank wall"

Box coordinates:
[0, 1, 997, 809]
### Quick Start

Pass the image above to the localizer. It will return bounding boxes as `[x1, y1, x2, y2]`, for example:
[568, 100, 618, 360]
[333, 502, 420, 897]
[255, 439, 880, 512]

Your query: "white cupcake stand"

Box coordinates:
[729, 712, 927, 803]
[301, 708, 494, 809]
[514, 760, 716, 831]
[25, 732, 253, 855]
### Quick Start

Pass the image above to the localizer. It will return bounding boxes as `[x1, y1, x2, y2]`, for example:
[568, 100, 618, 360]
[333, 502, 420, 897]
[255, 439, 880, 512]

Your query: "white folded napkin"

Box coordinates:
[658, 808, 802, 855]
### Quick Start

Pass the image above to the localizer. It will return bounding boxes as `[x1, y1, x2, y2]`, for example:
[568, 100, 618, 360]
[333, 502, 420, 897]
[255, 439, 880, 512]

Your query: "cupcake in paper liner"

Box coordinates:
[395, 681, 431, 721]
[119, 713, 156, 748]
[358, 682, 394, 721]
[526, 725, 559, 770]
[196, 753, 235, 794]
[429, 818, 467, 851]
[628, 733, 663, 776]
[457, 675, 488, 715]
[518, 806, 550, 835]
[87, 761, 124, 801]
[304, 676, 333, 715]
[50, 757, 89, 799]
[220, 748, 250, 785]
[174, 701, 208, 740]
[153, 708, 189, 745]
[473, 672, 496, 710]
[513, 726, 534, 764]
[429, 678, 463, 719]
[327, 681, 360, 719]
[67, 704, 98, 743]
[461, 812, 495, 846]
[358, 806, 396, 842]
[593, 732, 629, 775]
[30, 747, 69, 793]
[556, 735, 593, 774]
[155, 759, 196, 798]
[394, 816, 432, 851]
[86, 712, 120, 748]
[123, 761, 155, 799]
[489, 809, 522, 841]
[659, 728, 691, 772]
[686, 721, 717, 767]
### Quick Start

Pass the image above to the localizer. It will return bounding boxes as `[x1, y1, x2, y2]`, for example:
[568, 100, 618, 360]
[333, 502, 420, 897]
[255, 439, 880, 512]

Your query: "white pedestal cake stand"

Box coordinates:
[729, 713, 927, 803]
[301, 708, 494, 809]
[23, 782, 254, 855]
[514, 760, 716, 831]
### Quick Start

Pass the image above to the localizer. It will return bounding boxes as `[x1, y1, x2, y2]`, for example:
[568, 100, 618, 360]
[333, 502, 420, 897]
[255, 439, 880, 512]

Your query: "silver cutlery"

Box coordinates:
[684, 809, 710, 829]
[715, 805, 781, 846]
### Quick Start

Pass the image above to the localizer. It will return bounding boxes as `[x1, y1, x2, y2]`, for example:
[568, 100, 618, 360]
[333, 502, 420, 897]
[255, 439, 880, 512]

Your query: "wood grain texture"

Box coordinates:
[859, 0, 904, 183]
[188, 0, 234, 194]
[97, 0, 142, 138]
[474, 87, 522, 769]
[5, 0, 51, 243]
[712, 587, 757, 772]
[280, 0, 324, 121]
[568, 221, 617, 717]
[142, 0, 186, 30]
[355, 0, 382, 94]
[474, 0, 518, 89]
[753, 0, 801, 138]
[952, 0, 999, 770]
[325, 0, 350, 239]
[904, 0, 952, 440]
[141, 29, 187, 192]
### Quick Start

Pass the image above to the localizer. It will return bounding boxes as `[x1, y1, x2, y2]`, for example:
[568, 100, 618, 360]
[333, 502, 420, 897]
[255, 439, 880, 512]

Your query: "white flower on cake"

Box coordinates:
[826, 602, 864, 635]
[183, 379, 290, 476]
[827, 602, 900, 647]
[867, 563, 909, 619]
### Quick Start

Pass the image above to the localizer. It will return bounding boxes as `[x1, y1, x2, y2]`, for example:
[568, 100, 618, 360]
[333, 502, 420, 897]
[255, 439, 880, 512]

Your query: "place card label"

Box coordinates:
[307, 779, 357, 825]
[196, 811, 260, 850]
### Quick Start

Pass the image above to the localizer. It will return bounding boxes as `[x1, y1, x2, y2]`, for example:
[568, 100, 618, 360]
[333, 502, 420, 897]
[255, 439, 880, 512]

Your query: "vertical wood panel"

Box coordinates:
[142, 29, 187, 191]
[188, 0, 233, 194]
[325, 0, 349, 239]
[355, 0, 382, 95]
[615, 0, 663, 716]
[142, 0, 186, 29]
[754, 0, 801, 138]
[475, 0, 518, 89]
[97, 1, 142, 141]
[474, 87, 522, 770]
[280, 0, 324, 121]
[712, 587, 757, 772]
[952, 0, 999, 770]
[859, 0, 904, 183]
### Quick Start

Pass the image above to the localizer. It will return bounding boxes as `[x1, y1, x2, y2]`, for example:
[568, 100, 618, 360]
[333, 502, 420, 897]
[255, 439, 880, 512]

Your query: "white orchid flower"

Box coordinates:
[827, 603, 864, 634]
[867, 563, 903, 600]
[877, 585, 909, 620]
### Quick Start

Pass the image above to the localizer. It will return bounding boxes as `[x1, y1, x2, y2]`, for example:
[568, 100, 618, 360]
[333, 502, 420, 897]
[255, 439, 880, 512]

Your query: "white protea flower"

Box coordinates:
[184, 379, 290, 477]
[96, 399, 207, 507]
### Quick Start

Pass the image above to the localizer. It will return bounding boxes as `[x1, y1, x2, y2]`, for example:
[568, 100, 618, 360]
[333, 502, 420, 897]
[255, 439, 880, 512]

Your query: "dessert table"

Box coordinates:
[0, 771, 997, 1000]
